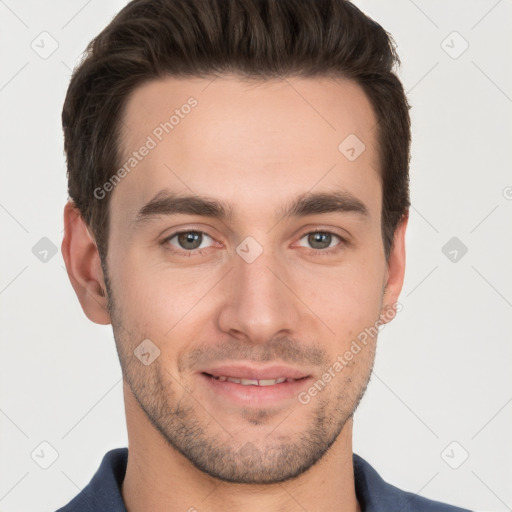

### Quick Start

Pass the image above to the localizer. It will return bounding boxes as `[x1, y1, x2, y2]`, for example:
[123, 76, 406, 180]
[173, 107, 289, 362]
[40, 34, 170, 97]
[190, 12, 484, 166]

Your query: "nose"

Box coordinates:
[216, 245, 302, 345]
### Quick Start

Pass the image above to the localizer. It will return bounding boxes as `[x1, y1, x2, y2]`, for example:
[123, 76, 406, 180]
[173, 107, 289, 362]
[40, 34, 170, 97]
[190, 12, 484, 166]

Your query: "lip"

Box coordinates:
[199, 364, 311, 381]
[197, 363, 313, 407]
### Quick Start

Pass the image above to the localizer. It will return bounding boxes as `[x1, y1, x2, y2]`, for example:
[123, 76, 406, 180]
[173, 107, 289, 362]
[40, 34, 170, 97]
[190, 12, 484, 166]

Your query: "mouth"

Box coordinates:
[202, 372, 309, 387]
[197, 364, 313, 406]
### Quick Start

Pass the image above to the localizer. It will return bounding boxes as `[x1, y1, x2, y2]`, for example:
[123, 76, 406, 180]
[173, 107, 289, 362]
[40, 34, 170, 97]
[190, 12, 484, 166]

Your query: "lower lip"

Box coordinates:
[198, 373, 312, 407]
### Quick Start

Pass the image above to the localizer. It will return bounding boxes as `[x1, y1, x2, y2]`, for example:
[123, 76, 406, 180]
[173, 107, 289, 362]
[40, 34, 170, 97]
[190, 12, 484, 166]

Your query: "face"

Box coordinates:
[64, 74, 406, 484]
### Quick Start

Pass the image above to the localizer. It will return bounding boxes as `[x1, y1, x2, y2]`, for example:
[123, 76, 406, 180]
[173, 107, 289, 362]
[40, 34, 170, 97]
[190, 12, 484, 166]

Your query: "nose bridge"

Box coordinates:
[217, 241, 300, 343]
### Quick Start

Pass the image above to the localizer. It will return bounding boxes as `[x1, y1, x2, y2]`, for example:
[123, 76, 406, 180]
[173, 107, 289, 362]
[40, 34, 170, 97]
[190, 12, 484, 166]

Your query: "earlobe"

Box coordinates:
[61, 201, 111, 325]
[380, 212, 408, 324]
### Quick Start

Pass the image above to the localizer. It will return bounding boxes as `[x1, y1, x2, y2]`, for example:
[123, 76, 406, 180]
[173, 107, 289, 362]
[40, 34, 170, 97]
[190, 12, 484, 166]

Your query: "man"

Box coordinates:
[57, 0, 472, 510]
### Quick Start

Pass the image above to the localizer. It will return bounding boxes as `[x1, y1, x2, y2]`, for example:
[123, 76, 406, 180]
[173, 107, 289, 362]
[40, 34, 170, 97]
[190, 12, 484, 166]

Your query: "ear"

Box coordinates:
[380, 212, 408, 324]
[61, 200, 111, 325]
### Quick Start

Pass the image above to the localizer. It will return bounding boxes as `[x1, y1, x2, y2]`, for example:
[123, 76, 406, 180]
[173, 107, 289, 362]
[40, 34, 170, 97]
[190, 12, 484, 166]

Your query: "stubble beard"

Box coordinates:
[103, 266, 375, 484]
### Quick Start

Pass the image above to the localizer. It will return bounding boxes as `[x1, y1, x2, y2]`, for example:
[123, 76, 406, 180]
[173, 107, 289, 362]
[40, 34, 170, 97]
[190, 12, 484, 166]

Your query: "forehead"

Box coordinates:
[112, 74, 380, 225]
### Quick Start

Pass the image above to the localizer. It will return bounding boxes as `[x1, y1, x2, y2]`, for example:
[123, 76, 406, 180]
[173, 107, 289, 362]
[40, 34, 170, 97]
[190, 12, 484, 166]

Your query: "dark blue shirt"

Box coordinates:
[56, 448, 472, 511]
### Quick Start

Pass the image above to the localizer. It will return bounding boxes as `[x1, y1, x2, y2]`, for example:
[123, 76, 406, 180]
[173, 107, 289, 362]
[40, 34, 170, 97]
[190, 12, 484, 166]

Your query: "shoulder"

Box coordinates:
[55, 448, 128, 512]
[353, 453, 473, 512]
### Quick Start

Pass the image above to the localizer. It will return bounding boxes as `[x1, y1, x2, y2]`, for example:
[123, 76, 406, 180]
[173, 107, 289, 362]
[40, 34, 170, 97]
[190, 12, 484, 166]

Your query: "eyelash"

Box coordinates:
[161, 229, 348, 258]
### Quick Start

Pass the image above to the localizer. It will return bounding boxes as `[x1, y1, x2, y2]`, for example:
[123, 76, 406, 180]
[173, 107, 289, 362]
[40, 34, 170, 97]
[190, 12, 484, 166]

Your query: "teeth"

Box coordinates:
[211, 375, 293, 386]
[240, 378, 259, 385]
[258, 379, 278, 386]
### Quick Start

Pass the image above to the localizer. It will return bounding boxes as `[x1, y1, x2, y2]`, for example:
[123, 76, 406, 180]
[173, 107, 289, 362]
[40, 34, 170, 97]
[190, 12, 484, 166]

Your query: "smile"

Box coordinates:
[205, 373, 306, 386]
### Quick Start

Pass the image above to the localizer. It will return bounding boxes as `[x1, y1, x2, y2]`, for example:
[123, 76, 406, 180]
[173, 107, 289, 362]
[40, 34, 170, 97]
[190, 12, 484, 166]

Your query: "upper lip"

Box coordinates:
[200, 364, 311, 380]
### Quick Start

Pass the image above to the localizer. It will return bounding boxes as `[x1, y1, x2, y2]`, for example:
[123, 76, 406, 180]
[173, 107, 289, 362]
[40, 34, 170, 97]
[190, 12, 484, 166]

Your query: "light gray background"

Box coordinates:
[0, 1, 511, 511]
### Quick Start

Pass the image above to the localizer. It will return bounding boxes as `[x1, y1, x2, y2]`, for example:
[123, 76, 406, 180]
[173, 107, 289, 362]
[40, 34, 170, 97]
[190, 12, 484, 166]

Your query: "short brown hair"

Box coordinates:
[62, 0, 410, 263]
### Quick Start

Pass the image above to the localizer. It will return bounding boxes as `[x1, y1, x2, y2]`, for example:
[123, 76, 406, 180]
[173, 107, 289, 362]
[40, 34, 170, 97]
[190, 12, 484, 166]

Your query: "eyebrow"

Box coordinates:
[133, 188, 369, 226]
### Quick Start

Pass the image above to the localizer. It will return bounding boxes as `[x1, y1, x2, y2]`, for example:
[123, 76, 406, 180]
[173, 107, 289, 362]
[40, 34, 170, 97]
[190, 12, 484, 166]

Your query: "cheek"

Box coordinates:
[110, 254, 220, 340]
[109, 232, 386, 346]
[295, 255, 385, 336]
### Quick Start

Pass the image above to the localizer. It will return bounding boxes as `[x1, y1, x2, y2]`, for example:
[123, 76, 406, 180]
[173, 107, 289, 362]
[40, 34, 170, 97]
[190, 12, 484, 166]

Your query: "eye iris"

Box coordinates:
[174, 232, 335, 251]
[308, 232, 331, 249]
[178, 232, 202, 250]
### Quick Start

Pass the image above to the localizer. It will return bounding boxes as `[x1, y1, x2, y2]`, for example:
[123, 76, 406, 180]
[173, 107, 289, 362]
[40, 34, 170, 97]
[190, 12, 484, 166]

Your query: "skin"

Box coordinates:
[62, 74, 407, 512]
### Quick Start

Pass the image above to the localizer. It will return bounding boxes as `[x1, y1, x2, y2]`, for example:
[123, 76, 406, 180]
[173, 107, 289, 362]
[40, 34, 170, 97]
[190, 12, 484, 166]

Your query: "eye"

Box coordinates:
[297, 230, 345, 254]
[161, 228, 347, 259]
[164, 230, 215, 254]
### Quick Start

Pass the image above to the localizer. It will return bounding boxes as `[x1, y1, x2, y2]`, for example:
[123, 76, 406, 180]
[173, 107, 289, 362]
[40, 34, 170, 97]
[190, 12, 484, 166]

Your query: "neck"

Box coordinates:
[121, 384, 361, 512]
